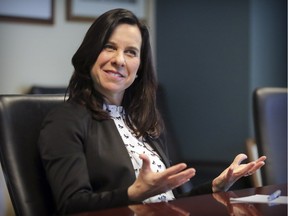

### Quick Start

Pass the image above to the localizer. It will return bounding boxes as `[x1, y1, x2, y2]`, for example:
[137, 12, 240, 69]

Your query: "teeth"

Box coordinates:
[111, 73, 121, 77]
[108, 72, 122, 77]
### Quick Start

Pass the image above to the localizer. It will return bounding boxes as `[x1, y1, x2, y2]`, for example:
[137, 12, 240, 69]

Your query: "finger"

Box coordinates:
[239, 162, 256, 176]
[160, 163, 189, 179]
[255, 156, 267, 163]
[244, 156, 266, 174]
[139, 154, 152, 173]
[166, 168, 196, 189]
[248, 160, 266, 174]
[226, 166, 234, 179]
[232, 153, 248, 165]
[169, 168, 196, 180]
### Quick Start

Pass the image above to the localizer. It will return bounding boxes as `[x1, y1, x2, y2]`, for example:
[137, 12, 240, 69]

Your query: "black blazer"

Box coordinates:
[38, 102, 212, 214]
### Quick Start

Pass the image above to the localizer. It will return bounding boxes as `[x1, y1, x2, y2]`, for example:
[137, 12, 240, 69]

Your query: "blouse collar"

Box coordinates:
[103, 104, 124, 118]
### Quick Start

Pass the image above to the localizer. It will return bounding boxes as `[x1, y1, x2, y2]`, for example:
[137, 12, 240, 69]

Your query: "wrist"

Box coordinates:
[128, 185, 142, 202]
[212, 178, 223, 193]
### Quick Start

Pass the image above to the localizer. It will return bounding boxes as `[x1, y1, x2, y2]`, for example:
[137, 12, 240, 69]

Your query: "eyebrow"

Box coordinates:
[106, 41, 140, 53]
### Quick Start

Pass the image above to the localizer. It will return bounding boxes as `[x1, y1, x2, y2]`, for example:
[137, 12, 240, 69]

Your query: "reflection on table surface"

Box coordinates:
[213, 191, 263, 216]
[72, 184, 287, 216]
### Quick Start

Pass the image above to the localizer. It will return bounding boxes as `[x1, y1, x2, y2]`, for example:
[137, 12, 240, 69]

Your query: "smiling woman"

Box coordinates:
[37, 8, 266, 215]
[90, 23, 141, 105]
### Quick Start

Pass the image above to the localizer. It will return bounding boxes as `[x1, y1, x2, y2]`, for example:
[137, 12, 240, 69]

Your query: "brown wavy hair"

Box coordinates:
[67, 8, 163, 138]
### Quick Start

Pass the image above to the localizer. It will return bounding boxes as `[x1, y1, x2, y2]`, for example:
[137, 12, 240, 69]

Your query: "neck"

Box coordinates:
[104, 94, 123, 106]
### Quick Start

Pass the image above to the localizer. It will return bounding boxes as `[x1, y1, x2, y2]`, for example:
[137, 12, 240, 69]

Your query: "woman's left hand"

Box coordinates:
[212, 154, 266, 192]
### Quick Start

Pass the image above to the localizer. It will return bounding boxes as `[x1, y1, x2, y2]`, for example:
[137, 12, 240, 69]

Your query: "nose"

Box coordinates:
[111, 51, 125, 67]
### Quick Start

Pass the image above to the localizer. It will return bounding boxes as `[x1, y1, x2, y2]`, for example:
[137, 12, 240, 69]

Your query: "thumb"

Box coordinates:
[232, 153, 248, 165]
[139, 154, 151, 173]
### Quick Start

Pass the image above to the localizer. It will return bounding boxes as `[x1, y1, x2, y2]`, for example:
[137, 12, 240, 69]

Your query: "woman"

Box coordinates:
[38, 8, 266, 214]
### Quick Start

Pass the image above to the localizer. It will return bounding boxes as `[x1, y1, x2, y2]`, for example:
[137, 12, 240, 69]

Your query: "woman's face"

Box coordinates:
[91, 23, 142, 105]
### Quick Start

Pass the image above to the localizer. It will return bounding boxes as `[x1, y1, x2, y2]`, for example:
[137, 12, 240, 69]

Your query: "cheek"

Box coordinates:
[129, 59, 141, 76]
[90, 62, 98, 81]
[91, 53, 106, 77]
[93, 53, 105, 70]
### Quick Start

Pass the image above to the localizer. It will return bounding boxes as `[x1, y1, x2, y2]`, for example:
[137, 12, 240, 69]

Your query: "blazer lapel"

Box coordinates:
[148, 138, 171, 168]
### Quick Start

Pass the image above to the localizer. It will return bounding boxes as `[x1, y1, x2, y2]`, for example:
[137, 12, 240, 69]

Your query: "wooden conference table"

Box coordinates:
[72, 184, 287, 216]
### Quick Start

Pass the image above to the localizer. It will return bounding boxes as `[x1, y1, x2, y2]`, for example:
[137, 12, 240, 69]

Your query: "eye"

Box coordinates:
[125, 49, 138, 57]
[103, 44, 115, 51]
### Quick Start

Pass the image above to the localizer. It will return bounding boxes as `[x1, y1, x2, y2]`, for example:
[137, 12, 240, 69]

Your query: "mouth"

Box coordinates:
[104, 70, 125, 78]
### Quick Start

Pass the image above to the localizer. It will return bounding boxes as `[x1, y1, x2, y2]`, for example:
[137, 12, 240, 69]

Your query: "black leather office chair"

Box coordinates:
[28, 86, 67, 94]
[253, 87, 287, 185]
[0, 94, 66, 216]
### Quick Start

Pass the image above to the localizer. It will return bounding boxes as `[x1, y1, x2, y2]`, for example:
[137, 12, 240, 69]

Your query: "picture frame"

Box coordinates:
[0, 0, 54, 24]
[66, 0, 147, 22]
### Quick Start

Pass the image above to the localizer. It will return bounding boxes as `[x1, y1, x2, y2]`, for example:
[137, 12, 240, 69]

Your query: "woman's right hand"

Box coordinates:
[127, 154, 196, 202]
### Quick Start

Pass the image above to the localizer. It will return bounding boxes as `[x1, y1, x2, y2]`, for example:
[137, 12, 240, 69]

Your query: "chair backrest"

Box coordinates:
[28, 86, 67, 94]
[253, 87, 287, 185]
[0, 94, 65, 216]
[156, 84, 193, 193]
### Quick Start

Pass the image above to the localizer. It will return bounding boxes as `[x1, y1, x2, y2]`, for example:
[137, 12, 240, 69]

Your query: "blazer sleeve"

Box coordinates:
[38, 103, 137, 214]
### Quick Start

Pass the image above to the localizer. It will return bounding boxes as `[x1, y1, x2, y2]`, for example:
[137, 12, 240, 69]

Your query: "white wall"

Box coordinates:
[0, 0, 155, 94]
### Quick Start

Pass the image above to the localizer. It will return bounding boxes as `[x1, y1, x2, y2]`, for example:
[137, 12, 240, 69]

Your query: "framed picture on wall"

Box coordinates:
[0, 0, 54, 24]
[66, 0, 147, 22]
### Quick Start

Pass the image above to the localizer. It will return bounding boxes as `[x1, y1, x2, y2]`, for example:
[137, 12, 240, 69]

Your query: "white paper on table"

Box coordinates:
[230, 194, 288, 204]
